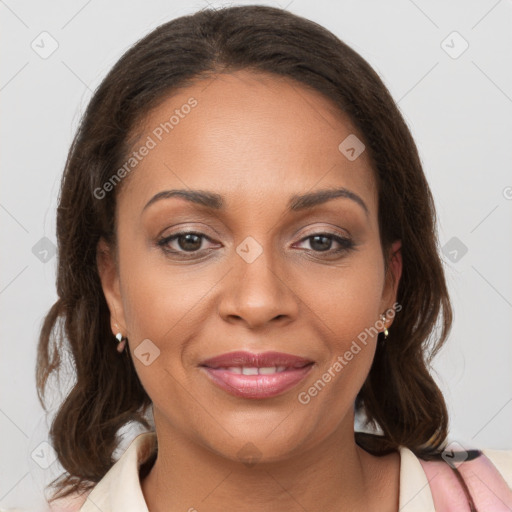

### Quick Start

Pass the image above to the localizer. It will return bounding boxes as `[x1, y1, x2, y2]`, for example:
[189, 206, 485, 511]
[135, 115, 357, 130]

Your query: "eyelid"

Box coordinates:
[292, 223, 352, 240]
[156, 221, 223, 240]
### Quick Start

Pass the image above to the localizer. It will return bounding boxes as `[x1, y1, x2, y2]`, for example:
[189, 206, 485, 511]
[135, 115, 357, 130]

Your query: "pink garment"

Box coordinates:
[419, 452, 512, 511]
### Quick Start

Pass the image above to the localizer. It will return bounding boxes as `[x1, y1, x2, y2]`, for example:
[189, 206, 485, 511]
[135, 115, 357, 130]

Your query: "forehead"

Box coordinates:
[119, 69, 377, 215]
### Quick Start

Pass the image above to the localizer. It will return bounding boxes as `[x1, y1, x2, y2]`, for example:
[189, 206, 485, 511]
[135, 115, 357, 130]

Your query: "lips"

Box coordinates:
[200, 350, 313, 369]
[199, 351, 314, 399]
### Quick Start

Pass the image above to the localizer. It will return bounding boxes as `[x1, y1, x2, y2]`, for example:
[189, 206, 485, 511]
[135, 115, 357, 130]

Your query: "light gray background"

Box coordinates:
[1, 0, 511, 510]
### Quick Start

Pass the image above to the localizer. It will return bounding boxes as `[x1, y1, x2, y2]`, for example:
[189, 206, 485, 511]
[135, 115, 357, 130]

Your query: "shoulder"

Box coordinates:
[481, 448, 512, 488]
[418, 447, 512, 511]
[47, 432, 157, 512]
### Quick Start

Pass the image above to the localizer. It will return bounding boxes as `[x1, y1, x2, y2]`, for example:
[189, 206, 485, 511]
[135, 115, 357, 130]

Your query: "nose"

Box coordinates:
[218, 243, 300, 329]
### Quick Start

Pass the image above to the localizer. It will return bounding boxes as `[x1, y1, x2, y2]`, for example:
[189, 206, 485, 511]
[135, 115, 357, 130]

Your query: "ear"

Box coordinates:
[380, 240, 403, 322]
[96, 237, 127, 336]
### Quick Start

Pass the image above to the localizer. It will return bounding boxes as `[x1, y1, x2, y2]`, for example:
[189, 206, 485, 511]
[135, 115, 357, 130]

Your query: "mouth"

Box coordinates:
[199, 351, 314, 399]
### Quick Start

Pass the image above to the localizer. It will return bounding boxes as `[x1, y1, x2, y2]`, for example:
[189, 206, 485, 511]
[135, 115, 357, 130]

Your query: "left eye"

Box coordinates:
[295, 233, 354, 253]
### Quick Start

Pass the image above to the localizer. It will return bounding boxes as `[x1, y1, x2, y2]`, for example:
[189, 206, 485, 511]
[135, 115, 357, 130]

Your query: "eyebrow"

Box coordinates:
[142, 187, 369, 216]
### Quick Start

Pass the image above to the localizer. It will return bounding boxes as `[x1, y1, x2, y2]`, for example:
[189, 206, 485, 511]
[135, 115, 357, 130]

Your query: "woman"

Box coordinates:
[36, 5, 512, 511]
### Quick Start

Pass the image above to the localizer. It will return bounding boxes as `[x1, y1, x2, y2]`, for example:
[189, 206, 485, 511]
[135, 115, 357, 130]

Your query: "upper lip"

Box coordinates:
[200, 351, 314, 369]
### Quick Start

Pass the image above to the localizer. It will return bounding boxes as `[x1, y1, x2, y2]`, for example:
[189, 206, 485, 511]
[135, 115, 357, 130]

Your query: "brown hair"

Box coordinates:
[37, 4, 452, 500]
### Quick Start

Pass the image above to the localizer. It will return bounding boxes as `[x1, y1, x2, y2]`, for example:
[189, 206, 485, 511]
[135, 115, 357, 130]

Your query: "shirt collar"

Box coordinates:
[398, 446, 436, 511]
[80, 432, 435, 512]
[80, 432, 155, 512]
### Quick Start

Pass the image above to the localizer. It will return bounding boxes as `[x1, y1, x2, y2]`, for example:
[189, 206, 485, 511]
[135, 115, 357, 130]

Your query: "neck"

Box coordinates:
[141, 412, 395, 512]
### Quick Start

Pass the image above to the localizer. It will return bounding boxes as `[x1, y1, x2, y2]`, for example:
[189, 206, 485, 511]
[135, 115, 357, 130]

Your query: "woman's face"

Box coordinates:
[98, 70, 402, 463]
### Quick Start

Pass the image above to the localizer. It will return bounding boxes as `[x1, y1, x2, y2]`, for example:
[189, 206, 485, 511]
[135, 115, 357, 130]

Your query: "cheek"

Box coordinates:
[117, 254, 210, 404]
[296, 245, 384, 396]
[118, 231, 215, 343]
[295, 285, 381, 430]
[301, 244, 386, 345]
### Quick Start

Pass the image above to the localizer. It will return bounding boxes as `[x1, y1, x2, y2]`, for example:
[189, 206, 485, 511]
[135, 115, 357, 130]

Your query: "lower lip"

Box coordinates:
[201, 365, 313, 399]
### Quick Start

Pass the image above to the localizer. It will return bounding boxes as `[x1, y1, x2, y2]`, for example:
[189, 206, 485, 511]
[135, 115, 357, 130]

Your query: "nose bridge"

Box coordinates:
[219, 235, 298, 327]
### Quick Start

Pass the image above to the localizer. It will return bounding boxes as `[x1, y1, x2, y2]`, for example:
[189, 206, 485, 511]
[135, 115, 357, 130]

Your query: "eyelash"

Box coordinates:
[157, 230, 356, 259]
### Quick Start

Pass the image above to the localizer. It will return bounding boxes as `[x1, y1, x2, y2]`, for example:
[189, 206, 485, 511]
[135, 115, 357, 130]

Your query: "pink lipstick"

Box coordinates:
[199, 351, 314, 399]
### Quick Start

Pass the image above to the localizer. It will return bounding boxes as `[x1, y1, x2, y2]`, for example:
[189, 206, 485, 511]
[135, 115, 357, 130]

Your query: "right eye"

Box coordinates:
[157, 231, 219, 255]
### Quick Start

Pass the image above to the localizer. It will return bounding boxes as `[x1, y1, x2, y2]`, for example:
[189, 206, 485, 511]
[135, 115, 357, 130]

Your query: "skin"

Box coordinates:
[97, 69, 403, 512]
